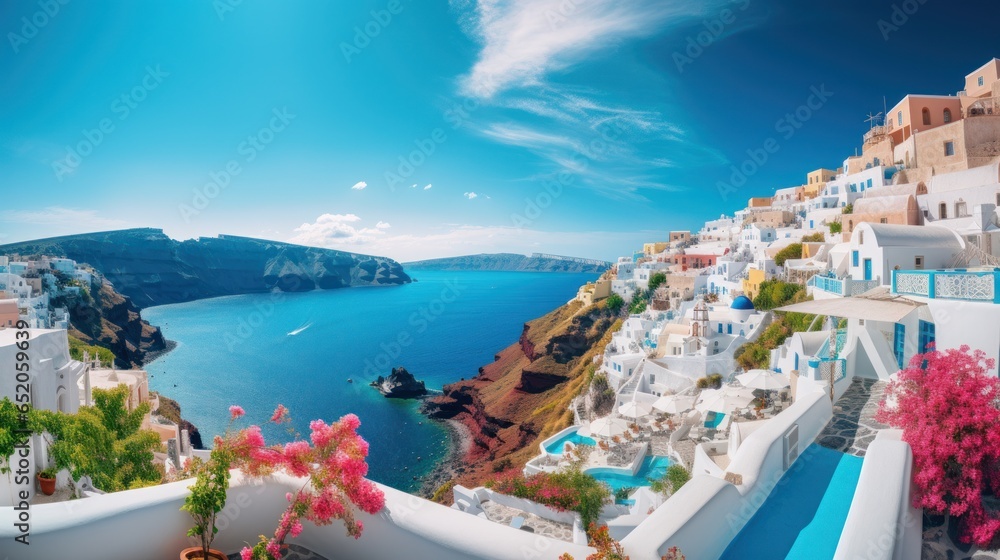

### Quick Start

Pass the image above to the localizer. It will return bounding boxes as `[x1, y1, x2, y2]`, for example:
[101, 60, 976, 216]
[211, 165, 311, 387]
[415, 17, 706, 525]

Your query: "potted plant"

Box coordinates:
[37, 467, 57, 496]
[178, 406, 239, 560]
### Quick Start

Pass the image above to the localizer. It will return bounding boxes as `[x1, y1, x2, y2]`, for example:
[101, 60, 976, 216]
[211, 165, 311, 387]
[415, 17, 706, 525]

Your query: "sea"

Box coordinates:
[142, 269, 598, 492]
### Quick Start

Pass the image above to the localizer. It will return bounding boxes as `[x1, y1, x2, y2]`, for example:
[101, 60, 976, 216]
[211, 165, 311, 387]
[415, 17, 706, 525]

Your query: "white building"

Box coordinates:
[847, 223, 963, 284]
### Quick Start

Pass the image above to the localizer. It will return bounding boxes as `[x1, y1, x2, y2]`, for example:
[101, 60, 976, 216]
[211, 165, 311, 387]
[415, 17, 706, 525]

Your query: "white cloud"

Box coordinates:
[376, 221, 391, 229]
[424, 184, 433, 190]
[411, 184, 418, 188]
[464, 192, 478, 199]
[452, 0, 744, 198]
[458, 0, 707, 99]
[351, 181, 368, 191]
[289, 213, 390, 246]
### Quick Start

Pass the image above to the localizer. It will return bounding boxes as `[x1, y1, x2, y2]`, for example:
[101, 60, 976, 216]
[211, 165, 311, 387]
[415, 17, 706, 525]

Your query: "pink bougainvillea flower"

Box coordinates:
[271, 404, 289, 423]
[229, 405, 245, 419]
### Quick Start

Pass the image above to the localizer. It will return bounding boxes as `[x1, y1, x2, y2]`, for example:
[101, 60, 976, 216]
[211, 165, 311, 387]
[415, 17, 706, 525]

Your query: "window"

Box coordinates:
[922, 108, 931, 125]
[718, 323, 723, 334]
[852, 250, 859, 266]
[915, 256, 924, 269]
[944, 141, 955, 156]
[919, 320, 936, 353]
[649, 374, 655, 384]
[859, 231, 864, 244]
[727, 324, 733, 334]
[956, 201, 967, 217]
[894, 323, 906, 368]
[980, 76, 986, 87]
[897, 111, 903, 126]
[880, 218, 888, 224]
[867, 179, 873, 189]
[939, 203, 948, 219]
[944, 108, 952, 123]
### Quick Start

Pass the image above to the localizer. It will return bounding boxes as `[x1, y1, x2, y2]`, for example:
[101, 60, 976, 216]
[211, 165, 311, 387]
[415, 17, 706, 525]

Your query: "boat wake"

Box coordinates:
[287, 322, 313, 336]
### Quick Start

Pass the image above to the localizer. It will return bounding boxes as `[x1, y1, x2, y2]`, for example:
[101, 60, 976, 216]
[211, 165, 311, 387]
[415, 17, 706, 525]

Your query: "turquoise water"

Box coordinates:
[142, 269, 597, 492]
[544, 429, 597, 454]
[704, 412, 726, 429]
[586, 456, 675, 491]
[720, 444, 864, 560]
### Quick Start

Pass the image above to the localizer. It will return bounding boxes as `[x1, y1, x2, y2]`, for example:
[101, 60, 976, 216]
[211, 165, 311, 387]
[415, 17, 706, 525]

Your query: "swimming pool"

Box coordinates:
[720, 443, 864, 560]
[586, 456, 675, 492]
[704, 412, 726, 429]
[544, 429, 597, 455]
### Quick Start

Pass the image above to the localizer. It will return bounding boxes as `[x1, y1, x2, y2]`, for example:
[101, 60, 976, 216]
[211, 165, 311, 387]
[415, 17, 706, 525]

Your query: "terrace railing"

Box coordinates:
[807, 275, 880, 297]
[892, 269, 1000, 303]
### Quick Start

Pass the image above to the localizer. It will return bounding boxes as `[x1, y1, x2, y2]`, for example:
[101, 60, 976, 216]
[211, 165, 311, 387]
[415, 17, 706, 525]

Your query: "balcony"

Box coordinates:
[892, 269, 1000, 303]
[807, 275, 880, 297]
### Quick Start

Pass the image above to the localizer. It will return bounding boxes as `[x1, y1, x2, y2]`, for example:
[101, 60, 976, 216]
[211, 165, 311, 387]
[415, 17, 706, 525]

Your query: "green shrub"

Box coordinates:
[605, 294, 624, 313]
[829, 222, 842, 234]
[774, 243, 803, 267]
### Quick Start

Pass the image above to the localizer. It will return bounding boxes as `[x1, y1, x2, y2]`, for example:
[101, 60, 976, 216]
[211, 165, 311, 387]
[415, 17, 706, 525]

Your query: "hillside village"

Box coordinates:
[3, 57, 1000, 559]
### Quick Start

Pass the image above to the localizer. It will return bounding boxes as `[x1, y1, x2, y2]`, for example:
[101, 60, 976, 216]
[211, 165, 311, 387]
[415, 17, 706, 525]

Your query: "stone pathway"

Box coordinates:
[481, 500, 575, 542]
[816, 377, 888, 457]
[227, 543, 328, 560]
[922, 513, 1000, 560]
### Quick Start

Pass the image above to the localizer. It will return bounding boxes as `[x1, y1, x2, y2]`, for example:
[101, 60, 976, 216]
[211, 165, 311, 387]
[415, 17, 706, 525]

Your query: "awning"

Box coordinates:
[775, 295, 923, 322]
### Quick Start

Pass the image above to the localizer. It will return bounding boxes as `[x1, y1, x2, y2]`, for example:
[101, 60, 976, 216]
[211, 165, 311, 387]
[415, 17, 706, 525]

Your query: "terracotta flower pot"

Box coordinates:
[179, 547, 227, 560]
[37, 474, 56, 496]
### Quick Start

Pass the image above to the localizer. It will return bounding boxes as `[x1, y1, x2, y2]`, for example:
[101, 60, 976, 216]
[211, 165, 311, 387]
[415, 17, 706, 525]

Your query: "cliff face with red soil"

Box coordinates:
[423, 301, 620, 492]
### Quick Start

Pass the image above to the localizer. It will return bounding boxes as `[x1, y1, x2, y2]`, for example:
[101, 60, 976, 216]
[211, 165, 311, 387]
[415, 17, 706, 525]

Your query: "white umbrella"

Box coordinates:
[588, 417, 629, 439]
[696, 387, 755, 414]
[737, 369, 791, 391]
[618, 401, 653, 419]
[652, 394, 696, 414]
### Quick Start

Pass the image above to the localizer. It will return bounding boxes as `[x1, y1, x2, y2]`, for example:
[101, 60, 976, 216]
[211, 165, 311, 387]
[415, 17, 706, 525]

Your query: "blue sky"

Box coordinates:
[0, 0, 996, 261]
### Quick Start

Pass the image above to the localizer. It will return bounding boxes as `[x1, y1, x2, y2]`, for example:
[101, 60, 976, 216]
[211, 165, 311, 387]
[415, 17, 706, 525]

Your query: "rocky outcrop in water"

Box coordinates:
[0, 228, 411, 308]
[371, 367, 427, 398]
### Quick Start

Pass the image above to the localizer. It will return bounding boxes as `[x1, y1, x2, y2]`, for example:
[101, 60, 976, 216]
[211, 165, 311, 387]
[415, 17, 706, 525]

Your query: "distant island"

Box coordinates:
[404, 253, 610, 274]
[0, 228, 411, 308]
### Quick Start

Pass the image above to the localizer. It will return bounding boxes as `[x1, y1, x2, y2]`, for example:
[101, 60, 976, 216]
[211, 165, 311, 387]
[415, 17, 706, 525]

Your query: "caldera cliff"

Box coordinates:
[0, 228, 411, 308]
[422, 300, 620, 497]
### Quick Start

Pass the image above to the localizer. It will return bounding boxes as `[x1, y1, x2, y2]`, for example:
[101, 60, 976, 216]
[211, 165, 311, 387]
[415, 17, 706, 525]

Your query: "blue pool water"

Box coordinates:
[586, 456, 675, 491]
[545, 429, 597, 454]
[704, 412, 726, 429]
[142, 270, 597, 492]
[720, 444, 864, 560]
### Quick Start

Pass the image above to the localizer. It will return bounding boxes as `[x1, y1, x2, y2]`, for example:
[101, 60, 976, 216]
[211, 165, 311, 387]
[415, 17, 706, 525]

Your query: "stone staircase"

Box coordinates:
[816, 377, 889, 457]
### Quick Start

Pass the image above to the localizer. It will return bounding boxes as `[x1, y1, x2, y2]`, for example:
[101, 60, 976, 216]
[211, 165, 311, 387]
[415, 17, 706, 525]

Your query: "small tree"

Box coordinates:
[648, 272, 667, 292]
[829, 222, 842, 234]
[876, 346, 1000, 546]
[801, 232, 825, 242]
[605, 294, 624, 314]
[774, 243, 803, 267]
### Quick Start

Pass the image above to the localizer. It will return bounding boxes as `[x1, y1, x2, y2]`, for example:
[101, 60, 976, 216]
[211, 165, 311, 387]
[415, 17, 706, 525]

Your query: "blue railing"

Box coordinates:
[892, 269, 1000, 303]
[808, 275, 879, 296]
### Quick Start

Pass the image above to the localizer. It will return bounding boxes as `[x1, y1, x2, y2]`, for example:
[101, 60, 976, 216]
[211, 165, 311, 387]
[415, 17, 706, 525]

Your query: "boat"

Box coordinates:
[347, 378, 353, 383]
